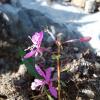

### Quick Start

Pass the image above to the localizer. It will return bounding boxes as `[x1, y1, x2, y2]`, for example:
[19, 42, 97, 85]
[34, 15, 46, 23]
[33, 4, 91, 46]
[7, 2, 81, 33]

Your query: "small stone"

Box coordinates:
[85, 0, 96, 13]
[95, 62, 100, 69]
[76, 53, 83, 59]
[15, 64, 27, 77]
[82, 89, 95, 98]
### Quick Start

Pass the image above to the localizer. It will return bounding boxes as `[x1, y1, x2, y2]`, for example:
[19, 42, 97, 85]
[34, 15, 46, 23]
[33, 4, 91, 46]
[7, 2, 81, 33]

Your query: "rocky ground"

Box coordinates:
[0, 39, 100, 100]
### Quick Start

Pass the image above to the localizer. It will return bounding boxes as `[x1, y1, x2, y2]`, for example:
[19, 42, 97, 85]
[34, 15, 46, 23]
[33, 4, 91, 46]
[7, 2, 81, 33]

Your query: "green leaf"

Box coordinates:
[52, 54, 60, 60]
[18, 48, 26, 57]
[45, 88, 54, 100]
[47, 93, 54, 100]
[18, 48, 40, 78]
[23, 59, 37, 77]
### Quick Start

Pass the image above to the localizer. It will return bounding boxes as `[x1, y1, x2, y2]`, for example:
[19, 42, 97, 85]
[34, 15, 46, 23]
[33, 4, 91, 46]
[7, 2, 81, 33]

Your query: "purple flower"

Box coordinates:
[24, 31, 47, 58]
[31, 66, 57, 98]
[79, 37, 91, 42]
[63, 36, 91, 44]
[31, 79, 44, 90]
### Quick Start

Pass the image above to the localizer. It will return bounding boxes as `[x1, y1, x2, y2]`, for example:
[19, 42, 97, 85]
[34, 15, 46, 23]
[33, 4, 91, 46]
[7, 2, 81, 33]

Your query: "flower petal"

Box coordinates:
[45, 67, 52, 81]
[34, 79, 44, 85]
[31, 79, 44, 90]
[35, 66, 45, 78]
[49, 86, 57, 98]
[38, 31, 43, 42]
[80, 37, 91, 42]
[24, 50, 36, 59]
[35, 51, 39, 57]
[32, 31, 43, 47]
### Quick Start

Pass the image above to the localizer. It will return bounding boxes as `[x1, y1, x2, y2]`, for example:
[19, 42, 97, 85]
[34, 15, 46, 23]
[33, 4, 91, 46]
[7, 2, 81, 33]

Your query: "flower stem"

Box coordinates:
[57, 41, 61, 100]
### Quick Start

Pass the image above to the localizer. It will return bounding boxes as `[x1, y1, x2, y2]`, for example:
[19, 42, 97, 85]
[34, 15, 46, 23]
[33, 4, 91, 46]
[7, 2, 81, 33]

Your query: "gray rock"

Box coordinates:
[0, 0, 92, 50]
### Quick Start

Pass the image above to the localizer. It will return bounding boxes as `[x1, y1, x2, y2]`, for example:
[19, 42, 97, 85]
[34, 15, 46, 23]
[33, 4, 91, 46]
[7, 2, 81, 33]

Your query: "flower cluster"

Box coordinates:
[31, 66, 57, 98]
[23, 31, 91, 98]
